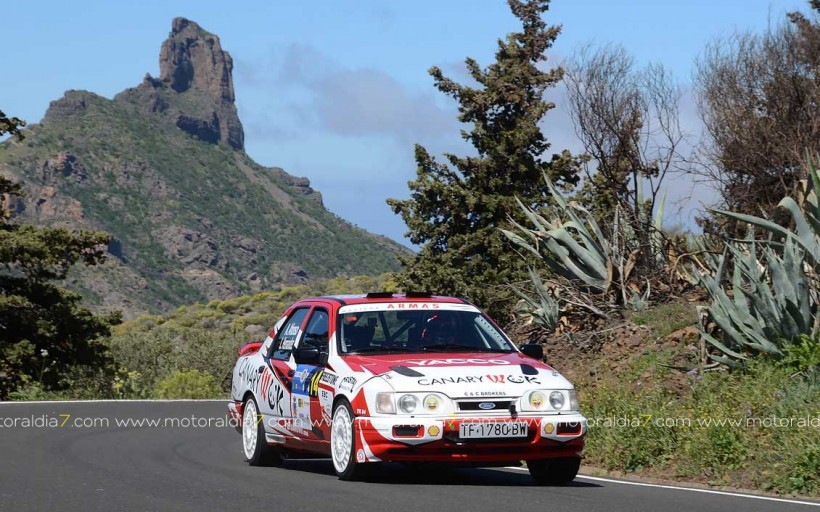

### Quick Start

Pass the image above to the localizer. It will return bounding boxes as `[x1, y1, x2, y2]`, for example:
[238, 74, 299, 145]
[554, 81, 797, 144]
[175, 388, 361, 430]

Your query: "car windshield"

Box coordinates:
[337, 304, 516, 355]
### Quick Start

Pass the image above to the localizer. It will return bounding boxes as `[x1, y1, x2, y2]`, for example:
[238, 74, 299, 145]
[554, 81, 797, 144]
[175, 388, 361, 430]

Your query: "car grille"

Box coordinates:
[456, 399, 514, 412]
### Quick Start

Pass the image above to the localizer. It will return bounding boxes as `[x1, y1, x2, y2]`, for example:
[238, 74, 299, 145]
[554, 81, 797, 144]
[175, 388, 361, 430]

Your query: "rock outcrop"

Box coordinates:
[158, 17, 244, 150]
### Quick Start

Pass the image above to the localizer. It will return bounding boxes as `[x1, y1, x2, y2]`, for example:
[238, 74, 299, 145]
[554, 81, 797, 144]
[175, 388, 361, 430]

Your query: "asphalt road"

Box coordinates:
[0, 401, 816, 512]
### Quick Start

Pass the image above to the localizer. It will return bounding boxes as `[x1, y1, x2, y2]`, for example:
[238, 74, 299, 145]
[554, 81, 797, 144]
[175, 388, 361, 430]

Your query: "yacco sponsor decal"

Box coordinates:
[259, 368, 272, 402]
[237, 358, 263, 392]
[407, 358, 512, 367]
[267, 380, 286, 416]
[338, 303, 479, 314]
[418, 375, 541, 386]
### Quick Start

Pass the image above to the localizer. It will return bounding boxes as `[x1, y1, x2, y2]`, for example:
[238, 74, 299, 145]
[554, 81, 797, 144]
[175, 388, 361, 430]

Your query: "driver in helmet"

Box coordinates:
[421, 313, 459, 345]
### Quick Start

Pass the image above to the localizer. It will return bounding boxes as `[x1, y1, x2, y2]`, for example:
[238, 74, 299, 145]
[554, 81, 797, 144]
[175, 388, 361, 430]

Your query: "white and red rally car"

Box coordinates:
[228, 293, 586, 483]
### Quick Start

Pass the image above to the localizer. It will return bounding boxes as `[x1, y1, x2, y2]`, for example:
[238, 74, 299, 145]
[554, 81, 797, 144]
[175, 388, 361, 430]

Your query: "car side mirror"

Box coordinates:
[293, 345, 327, 366]
[520, 343, 544, 360]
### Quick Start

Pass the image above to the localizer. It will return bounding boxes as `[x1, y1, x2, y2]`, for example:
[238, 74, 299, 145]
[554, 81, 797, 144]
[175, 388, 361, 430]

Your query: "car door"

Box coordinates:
[259, 306, 310, 437]
[290, 306, 333, 443]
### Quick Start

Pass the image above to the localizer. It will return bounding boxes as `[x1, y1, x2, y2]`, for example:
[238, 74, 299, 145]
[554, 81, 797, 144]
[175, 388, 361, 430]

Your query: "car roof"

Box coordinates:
[296, 293, 469, 307]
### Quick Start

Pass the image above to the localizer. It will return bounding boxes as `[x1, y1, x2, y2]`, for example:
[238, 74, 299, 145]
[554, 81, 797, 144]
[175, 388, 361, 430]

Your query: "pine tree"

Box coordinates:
[387, 0, 580, 320]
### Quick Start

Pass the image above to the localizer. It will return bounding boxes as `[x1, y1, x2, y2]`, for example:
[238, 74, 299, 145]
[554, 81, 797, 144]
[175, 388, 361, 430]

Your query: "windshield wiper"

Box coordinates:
[420, 344, 513, 353]
[346, 347, 414, 355]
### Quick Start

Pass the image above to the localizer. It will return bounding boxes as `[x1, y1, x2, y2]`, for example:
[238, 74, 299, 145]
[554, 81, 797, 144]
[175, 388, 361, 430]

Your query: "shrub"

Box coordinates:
[153, 370, 222, 399]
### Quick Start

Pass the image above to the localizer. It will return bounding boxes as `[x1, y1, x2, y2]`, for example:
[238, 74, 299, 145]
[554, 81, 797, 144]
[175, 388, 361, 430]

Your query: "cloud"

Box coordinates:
[270, 44, 457, 145]
[309, 68, 453, 142]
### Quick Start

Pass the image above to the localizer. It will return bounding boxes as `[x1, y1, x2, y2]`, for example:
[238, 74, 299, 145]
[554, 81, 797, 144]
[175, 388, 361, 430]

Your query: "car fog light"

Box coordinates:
[529, 391, 545, 409]
[423, 395, 440, 412]
[398, 394, 418, 414]
[549, 391, 565, 409]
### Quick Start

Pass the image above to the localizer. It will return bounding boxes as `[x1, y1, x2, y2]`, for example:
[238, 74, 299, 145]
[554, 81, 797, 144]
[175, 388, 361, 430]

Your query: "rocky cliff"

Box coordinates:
[0, 18, 407, 318]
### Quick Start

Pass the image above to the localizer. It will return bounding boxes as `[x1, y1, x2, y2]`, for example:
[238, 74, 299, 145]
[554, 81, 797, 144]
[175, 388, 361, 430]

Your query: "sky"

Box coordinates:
[1, 0, 810, 246]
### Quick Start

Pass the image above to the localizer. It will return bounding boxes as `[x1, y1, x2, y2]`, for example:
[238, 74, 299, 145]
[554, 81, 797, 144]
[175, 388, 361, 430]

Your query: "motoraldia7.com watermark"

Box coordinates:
[586, 413, 820, 429]
[1, 413, 818, 430]
[0, 414, 241, 429]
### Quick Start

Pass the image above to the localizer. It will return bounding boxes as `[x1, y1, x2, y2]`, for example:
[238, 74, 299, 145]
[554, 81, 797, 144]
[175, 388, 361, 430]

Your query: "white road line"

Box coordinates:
[505, 467, 820, 507]
[0, 399, 227, 405]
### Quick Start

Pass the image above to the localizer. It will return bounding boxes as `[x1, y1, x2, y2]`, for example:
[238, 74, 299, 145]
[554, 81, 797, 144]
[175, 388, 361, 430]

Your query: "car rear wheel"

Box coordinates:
[330, 400, 367, 480]
[527, 457, 580, 485]
[242, 397, 282, 466]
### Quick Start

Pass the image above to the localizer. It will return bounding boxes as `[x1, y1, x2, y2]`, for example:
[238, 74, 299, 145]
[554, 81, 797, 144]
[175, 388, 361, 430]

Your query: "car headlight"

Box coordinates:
[398, 394, 418, 414]
[521, 389, 577, 412]
[529, 391, 546, 410]
[549, 391, 565, 409]
[375, 392, 451, 415]
[423, 394, 441, 412]
[376, 392, 395, 414]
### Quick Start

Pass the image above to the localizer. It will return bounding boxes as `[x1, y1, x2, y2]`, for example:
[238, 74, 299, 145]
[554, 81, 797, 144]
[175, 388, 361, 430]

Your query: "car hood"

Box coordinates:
[340, 351, 572, 396]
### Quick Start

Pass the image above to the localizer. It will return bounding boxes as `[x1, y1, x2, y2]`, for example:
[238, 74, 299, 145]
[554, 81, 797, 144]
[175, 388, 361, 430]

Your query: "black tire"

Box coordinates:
[527, 457, 581, 485]
[330, 400, 368, 481]
[242, 397, 282, 466]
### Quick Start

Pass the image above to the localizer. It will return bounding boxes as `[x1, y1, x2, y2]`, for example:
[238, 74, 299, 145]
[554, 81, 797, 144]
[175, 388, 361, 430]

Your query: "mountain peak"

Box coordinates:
[156, 17, 244, 150]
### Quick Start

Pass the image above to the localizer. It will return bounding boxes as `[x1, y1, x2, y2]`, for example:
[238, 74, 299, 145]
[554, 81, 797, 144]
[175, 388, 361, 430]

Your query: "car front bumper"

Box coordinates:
[354, 413, 586, 464]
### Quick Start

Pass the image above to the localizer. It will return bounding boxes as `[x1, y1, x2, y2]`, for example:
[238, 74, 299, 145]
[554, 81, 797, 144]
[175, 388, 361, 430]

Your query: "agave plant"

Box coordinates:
[712, 154, 820, 266]
[697, 237, 816, 366]
[502, 174, 614, 293]
[512, 268, 560, 331]
[696, 155, 820, 365]
[502, 172, 667, 317]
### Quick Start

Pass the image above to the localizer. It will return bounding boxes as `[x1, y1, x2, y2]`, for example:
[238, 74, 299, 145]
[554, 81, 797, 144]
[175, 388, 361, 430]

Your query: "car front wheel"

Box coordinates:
[527, 457, 580, 485]
[330, 400, 367, 480]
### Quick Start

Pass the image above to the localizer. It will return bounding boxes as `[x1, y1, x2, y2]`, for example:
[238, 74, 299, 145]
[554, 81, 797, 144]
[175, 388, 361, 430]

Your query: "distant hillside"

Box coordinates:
[0, 18, 408, 318]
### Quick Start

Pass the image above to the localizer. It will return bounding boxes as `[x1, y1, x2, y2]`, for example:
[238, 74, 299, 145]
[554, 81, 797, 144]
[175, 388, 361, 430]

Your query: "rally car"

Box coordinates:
[228, 293, 586, 483]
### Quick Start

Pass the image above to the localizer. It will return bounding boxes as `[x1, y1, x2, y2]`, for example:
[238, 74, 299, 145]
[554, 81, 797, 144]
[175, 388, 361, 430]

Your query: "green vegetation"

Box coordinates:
[630, 302, 695, 339]
[6, 274, 392, 400]
[695, 158, 819, 366]
[0, 120, 120, 399]
[116, 274, 393, 336]
[0, 110, 25, 139]
[153, 370, 222, 399]
[580, 361, 819, 495]
[388, 0, 581, 320]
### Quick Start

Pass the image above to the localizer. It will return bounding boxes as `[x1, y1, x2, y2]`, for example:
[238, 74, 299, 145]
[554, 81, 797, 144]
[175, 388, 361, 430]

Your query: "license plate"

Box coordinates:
[459, 422, 528, 439]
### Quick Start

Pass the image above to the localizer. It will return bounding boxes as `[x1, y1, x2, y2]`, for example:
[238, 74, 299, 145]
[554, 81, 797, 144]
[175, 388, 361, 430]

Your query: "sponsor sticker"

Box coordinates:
[339, 376, 357, 392]
[407, 358, 512, 366]
[320, 372, 338, 386]
[356, 449, 366, 463]
[291, 365, 321, 434]
[338, 303, 480, 314]
[417, 375, 540, 386]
